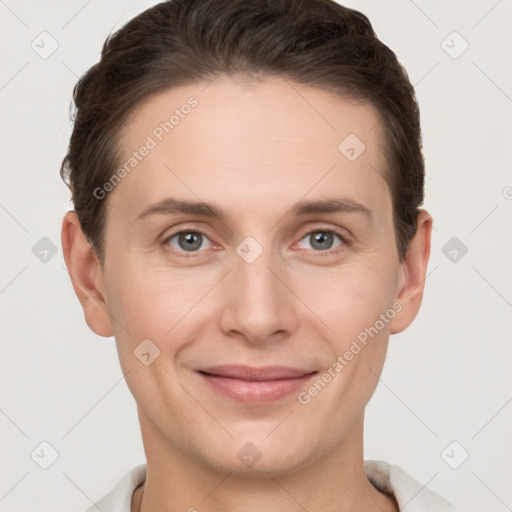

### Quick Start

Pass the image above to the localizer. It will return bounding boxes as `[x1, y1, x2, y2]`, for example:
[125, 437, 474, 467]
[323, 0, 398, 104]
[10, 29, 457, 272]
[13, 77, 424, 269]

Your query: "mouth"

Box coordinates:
[195, 365, 318, 404]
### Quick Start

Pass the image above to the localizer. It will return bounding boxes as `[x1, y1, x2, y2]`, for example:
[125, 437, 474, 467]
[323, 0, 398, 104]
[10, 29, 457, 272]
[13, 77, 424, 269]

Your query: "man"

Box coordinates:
[60, 0, 457, 510]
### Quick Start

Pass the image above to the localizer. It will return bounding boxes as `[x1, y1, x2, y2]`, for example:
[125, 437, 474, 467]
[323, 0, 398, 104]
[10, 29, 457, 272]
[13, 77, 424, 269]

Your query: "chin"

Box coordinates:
[209, 452, 308, 478]
[196, 433, 314, 478]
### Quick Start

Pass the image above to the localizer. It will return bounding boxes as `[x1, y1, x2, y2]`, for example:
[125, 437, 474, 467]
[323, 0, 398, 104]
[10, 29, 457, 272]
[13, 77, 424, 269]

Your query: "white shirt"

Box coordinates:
[86, 460, 457, 512]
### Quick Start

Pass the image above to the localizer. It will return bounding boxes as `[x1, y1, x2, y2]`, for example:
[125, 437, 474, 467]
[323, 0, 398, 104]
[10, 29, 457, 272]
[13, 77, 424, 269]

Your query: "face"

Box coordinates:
[76, 75, 428, 475]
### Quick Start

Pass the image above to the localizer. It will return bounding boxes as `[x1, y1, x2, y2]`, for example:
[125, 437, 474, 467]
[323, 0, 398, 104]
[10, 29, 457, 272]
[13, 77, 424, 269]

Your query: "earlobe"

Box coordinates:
[61, 211, 113, 337]
[389, 209, 433, 335]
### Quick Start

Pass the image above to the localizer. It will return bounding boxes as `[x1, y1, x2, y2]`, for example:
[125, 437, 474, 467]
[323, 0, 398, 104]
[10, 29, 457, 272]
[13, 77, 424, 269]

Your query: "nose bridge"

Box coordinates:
[218, 233, 298, 341]
[234, 234, 284, 308]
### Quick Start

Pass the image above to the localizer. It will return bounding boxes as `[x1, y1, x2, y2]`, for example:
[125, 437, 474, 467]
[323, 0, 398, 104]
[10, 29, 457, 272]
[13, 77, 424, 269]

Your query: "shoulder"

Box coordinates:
[84, 464, 147, 512]
[365, 460, 459, 511]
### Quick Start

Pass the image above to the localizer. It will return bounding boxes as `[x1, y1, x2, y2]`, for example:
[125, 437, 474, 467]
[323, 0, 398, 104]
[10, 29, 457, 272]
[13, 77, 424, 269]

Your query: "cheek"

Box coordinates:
[103, 266, 194, 404]
[103, 260, 221, 377]
[299, 260, 398, 345]
[297, 267, 395, 422]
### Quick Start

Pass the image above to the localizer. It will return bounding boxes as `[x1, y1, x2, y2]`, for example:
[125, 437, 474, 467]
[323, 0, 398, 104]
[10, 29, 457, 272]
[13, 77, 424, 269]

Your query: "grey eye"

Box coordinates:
[166, 231, 212, 252]
[299, 230, 344, 251]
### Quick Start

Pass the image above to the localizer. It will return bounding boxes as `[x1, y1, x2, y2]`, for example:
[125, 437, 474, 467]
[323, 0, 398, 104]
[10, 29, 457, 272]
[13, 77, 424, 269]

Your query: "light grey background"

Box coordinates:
[1, 1, 511, 511]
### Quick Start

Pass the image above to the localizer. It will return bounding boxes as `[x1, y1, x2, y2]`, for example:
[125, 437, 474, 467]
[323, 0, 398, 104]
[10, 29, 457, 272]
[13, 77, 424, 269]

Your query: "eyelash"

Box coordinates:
[162, 226, 351, 257]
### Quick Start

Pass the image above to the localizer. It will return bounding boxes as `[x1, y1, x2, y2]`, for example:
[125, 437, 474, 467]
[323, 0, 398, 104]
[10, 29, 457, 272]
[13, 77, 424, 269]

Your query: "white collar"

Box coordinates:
[86, 460, 457, 512]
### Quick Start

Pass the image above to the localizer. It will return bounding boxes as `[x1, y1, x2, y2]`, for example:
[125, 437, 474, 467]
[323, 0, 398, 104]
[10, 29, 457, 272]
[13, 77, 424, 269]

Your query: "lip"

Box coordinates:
[196, 365, 318, 404]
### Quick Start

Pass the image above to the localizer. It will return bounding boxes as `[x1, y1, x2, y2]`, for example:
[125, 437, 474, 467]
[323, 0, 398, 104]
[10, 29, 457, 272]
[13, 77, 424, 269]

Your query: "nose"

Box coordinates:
[217, 238, 299, 346]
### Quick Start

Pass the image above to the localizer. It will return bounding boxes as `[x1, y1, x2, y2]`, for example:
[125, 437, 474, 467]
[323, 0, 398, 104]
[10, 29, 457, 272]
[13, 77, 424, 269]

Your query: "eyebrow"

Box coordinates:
[136, 197, 372, 222]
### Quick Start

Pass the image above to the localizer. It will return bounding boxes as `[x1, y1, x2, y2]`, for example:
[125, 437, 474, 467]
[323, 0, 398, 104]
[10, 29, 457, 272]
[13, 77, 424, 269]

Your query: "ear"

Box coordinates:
[389, 209, 433, 335]
[61, 211, 113, 337]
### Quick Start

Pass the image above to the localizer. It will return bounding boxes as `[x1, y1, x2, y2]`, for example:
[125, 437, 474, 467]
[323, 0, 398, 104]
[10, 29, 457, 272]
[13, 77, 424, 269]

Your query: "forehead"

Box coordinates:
[109, 76, 390, 221]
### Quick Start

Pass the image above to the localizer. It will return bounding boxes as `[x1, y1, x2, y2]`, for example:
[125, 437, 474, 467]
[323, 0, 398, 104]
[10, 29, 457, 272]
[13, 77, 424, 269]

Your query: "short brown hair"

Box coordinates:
[60, 0, 425, 263]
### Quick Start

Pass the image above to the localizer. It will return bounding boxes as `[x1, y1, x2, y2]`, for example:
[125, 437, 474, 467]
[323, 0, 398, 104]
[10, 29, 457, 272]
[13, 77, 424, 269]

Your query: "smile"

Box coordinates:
[196, 365, 318, 404]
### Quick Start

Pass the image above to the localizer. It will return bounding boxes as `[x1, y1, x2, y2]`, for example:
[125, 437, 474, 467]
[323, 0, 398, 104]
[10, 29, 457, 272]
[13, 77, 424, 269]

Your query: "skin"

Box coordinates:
[62, 75, 432, 512]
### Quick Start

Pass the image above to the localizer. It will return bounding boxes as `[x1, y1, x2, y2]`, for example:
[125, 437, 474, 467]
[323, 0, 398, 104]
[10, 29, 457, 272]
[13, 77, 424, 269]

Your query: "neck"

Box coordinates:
[132, 411, 398, 512]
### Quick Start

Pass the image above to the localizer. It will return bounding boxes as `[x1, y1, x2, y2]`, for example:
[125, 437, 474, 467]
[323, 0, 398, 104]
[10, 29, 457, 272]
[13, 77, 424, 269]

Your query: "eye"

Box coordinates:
[297, 228, 348, 253]
[162, 227, 349, 256]
[163, 230, 213, 254]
